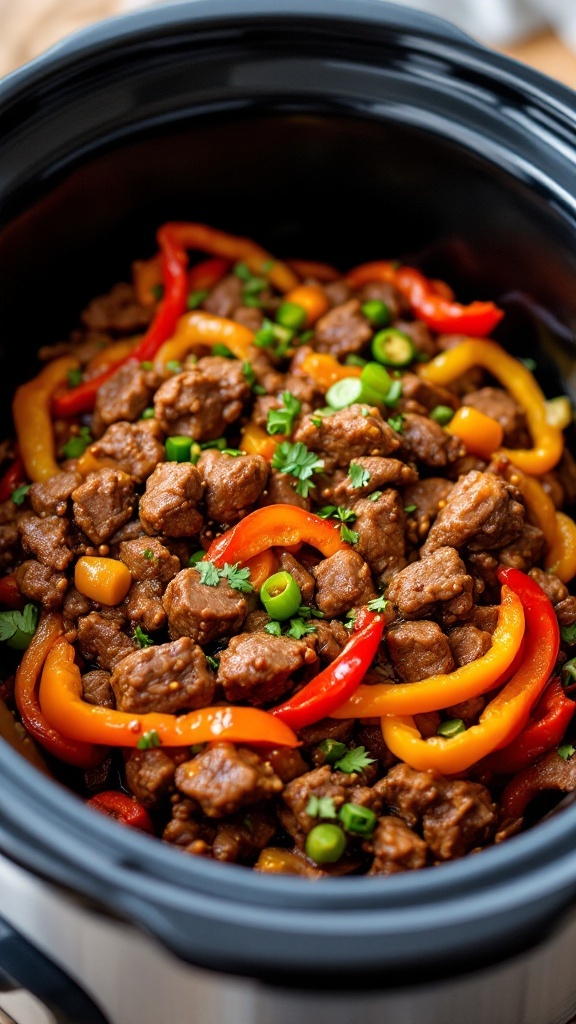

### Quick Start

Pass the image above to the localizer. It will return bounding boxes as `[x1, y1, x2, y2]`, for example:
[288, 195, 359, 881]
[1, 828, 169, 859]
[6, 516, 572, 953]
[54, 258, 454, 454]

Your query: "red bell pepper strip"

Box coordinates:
[187, 256, 231, 292]
[86, 791, 154, 833]
[270, 608, 385, 730]
[500, 747, 576, 819]
[207, 505, 349, 567]
[484, 677, 575, 774]
[0, 457, 25, 503]
[0, 573, 24, 609]
[346, 261, 504, 337]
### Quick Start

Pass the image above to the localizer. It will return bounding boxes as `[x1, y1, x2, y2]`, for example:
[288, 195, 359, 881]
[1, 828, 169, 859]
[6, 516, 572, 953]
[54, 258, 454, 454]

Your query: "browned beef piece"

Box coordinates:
[212, 811, 277, 864]
[175, 742, 283, 817]
[110, 637, 214, 714]
[554, 449, 576, 506]
[366, 816, 428, 875]
[124, 580, 167, 632]
[93, 363, 154, 434]
[422, 470, 525, 555]
[81, 669, 115, 708]
[447, 624, 492, 666]
[298, 717, 355, 749]
[0, 521, 19, 568]
[470, 605, 499, 634]
[323, 280, 353, 307]
[386, 547, 473, 623]
[282, 372, 320, 408]
[251, 394, 281, 430]
[163, 568, 247, 645]
[400, 374, 459, 413]
[278, 551, 315, 604]
[77, 612, 136, 670]
[314, 618, 350, 664]
[217, 632, 317, 705]
[281, 765, 382, 836]
[556, 597, 576, 626]
[15, 560, 68, 610]
[352, 489, 407, 584]
[401, 413, 464, 468]
[234, 306, 264, 332]
[294, 404, 402, 472]
[498, 523, 546, 572]
[81, 282, 152, 334]
[154, 358, 250, 441]
[528, 567, 567, 605]
[198, 449, 269, 525]
[162, 797, 215, 851]
[333, 456, 417, 501]
[463, 387, 529, 447]
[125, 748, 176, 808]
[402, 477, 453, 544]
[62, 585, 92, 622]
[358, 280, 406, 318]
[90, 420, 165, 482]
[445, 695, 485, 726]
[312, 549, 377, 618]
[17, 512, 72, 571]
[259, 468, 311, 510]
[139, 462, 204, 538]
[202, 274, 243, 317]
[394, 319, 436, 359]
[71, 468, 135, 545]
[29, 472, 80, 518]
[355, 722, 397, 769]
[387, 621, 455, 682]
[119, 537, 180, 582]
[265, 747, 309, 783]
[413, 711, 442, 738]
[313, 299, 372, 358]
[378, 762, 497, 860]
[243, 609, 272, 633]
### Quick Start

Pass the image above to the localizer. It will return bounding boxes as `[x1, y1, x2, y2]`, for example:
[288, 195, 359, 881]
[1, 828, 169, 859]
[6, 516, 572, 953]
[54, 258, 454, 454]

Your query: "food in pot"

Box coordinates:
[1, 221, 575, 876]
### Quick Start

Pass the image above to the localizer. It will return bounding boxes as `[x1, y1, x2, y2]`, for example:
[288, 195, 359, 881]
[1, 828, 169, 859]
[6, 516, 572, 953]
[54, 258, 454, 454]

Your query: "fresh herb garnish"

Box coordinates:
[334, 745, 376, 774]
[254, 319, 294, 358]
[388, 414, 405, 433]
[0, 603, 38, 650]
[521, 357, 537, 372]
[317, 506, 357, 525]
[11, 483, 31, 506]
[404, 504, 417, 513]
[366, 596, 388, 613]
[286, 618, 317, 640]
[219, 562, 254, 593]
[311, 416, 323, 428]
[67, 367, 83, 389]
[62, 425, 93, 460]
[271, 441, 324, 497]
[137, 729, 161, 750]
[306, 795, 337, 819]
[166, 360, 182, 374]
[340, 524, 359, 544]
[206, 655, 220, 672]
[558, 744, 576, 761]
[348, 464, 371, 489]
[561, 623, 576, 645]
[242, 361, 266, 395]
[267, 391, 302, 436]
[264, 621, 282, 636]
[195, 561, 221, 587]
[187, 289, 208, 310]
[133, 625, 153, 649]
[297, 605, 324, 619]
[221, 448, 243, 457]
[368, 491, 382, 502]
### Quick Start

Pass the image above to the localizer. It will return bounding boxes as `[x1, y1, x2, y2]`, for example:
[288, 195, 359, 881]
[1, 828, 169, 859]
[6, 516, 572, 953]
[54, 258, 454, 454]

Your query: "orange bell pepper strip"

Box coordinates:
[14, 613, 103, 768]
[239, 422, 281, 461]
[75, 557, 133, 606]
[298, 352, 362, 392]
[447, 406, 504, 461]
[419, 339, 564, 475]
[381, 567, 559, 774]
[346, 261, 503, 336]
[153, 310, 255, 374]
[331, 585, 524, 718]
[544, 511, 576, 584]
[39, 636, 299, 748]
[13, 355, 80, 482]
[243, 548, 279, 590]
[281, 284, 330, 327]
[207, 505, 349, 567]
[507, 466, 557, 551]
[287, 258, 341, 282]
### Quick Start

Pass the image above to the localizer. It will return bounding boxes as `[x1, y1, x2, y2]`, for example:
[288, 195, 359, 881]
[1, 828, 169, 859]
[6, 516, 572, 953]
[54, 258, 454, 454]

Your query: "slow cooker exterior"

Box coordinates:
[2, 2, 576, 1022]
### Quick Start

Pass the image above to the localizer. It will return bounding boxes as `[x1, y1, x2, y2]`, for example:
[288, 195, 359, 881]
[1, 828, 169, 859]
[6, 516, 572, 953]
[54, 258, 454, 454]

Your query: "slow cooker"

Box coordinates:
[1, 2, 576, 1021]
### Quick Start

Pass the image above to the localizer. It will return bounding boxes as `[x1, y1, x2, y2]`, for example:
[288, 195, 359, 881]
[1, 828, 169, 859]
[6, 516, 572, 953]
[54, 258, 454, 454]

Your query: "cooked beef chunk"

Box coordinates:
[445, 695, 486, 727]
[313, 299, 372, 358]
[234, 306, 264, 332]
[216, 632, 317, 705]
[355, 722, 397, 769]
[81, 669, 115, 708]
[358, 280, 405, 318]
[386, 546, 473, 623]
[556, 597, 576, 626]
[62, 585, 92, 623]
[265, 747, 309, 783]
[333, 456, 417, 501]
[81, 282, 152, 334]
[162, 797, 215, 851]
[175, 742, 283, 817]
[422, 470, 525, 554]
[110, 637, 214, 714]
[119, 537, 180, 582]
[469, 605, 500, 634]
[498, 523, 546, 572]
[212, 811, 277, 864]
[71, 468, 135, 546]
[294, 404, 402, 472]
[163, 568, 247, 645]
[313, 618, 350, 664]
[0, 522, 19, 568]
[15, 560, 67, 610]
[259, 468, 311, 510]
[77, 612, 136, 670]
[93, 363, 153, 432]
[298, 717, 355, 749]
[154, 357, 250, 441]
[139, 462, 204, 538]
[394, 319, 436, 360]
[90, 420, 165, 482]
[124, 580, 167, 632]
[463, 387, 529, 447]
[401, 413, 464, 468]
[352, 489, 407, 584]
[528, 567, 567, 605]
[202, 274, 243, 317]
[447, 624, 492, 666]
[366, 816, 428, 874]
[402, 477, 453, 543]
[387, 621, 455, 682]
[199, 449, 269, 525]
[400, 374, 459, 413]
[17, 512, 72, 570]
[323, 280, 353, 307]
[312, 549, 376, 618]
[29, 472, 80, 518]
[281, 765, 381, 836]
[125, 748, 176, 808]
[278, 551, 315, 605]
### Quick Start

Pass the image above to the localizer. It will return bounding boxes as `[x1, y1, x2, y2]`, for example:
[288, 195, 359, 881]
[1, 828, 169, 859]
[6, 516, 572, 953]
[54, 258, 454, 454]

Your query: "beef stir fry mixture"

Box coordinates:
[2, 222, 576, 877]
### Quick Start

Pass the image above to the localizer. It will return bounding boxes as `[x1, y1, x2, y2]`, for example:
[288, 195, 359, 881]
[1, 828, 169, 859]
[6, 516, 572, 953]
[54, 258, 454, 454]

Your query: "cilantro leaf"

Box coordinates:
[242, 361, 266, 395]
[348, 464, 370, 489]
[558, 744, 576, 761]
[297, 605, 324, 619]
[388, 414, 405, 433]
[340, 524, 359, 544]
[317, 505, 337, 519]
[305, 795, 337, 818]
[219, 562, 254, 593]
[133, 625, 153, 648]
[11, 484, 31, 506]
[334, 745, 376, 774]
[271, 441, 324, 497]
[62, 425, 93, 460]
[335, 507, 357, 524]
[137, 729, 161, 750]
[404, 504, 417, 513]
[561, 623, 576, 645]
[286, 618, 317, 639]
[267, 391, 302, 436]
[368, 491, 382, 502]
[265, 621, 282, 636]
[195, 561, 220, 587]
[366, 596, 388, 612]
[0, 604, 38, 650]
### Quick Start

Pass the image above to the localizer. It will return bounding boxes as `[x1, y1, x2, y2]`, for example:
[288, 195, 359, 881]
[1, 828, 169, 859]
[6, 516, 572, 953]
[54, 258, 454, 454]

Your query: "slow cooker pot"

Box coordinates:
[1, 2, 576, 1021]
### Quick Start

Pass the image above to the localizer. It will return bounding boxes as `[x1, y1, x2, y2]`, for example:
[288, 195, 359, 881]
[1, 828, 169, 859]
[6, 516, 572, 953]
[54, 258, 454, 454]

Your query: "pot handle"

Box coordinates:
[0, 913, 109, 1024]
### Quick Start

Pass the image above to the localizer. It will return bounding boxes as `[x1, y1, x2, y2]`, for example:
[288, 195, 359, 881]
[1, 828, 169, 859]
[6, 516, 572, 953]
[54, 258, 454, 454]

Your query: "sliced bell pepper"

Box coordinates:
[299, 352, 362, 393]
[447, 406, 504, 461]
[86, 791, 154, 832]
[239, 422, 281, 461]
[0, 457, 25, 503]
[331, 585, 524, 718]
[271, 608, 385, 730]
[500, 747, 576, 818]
[39, 636, 299, 748]
[206, 505, 349, 567]
[381, 567, 559, 774]
[544, 511, 576, 584]
[484, 677, 575, 774]
[187, 256, 231, 293]
[13, 355, 81, 482]
[152, 310, 255, 374]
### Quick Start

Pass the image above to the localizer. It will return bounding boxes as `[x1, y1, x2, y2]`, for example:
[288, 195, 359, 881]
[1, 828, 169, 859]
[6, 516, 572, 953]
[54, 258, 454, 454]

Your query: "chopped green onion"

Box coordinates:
[67, 368, 83, 389]
[345, 354, 368, 368]
[276, 302, 307, 331]
[561, 623, 576, 645]
[437, 718, 466, 738]
[221, 448, 243, 457]
[62, 426, 93, 460]
[165, 436, 193, 462]
[305, 823, 346, 865]
[140, 407, 155, 420]
[137, 729, 161, 750]
[404, 504, 417, 513]
[388, 414, 404, 433]
[212, 344, 235, 358]
[361, 299, 391, 328]
[430, 405, 455, 426]
[187, 289, 208, 310]
[325, 377, 369, 410]
[360, 362, 395, 405]
[200, 437, 227, 450]
[260, 571, 302, 621]
[205, 656, 219, 672]
[233, 261, 253, 281]
[371, 328, 414, 368]
[338, 802, 377, 836]
[166, 360, 182, 374]
[383, 378, 403, 408]
[11, 484, 31, 506]
[141, 361, 153, 371]
[368, 491, 382, 501]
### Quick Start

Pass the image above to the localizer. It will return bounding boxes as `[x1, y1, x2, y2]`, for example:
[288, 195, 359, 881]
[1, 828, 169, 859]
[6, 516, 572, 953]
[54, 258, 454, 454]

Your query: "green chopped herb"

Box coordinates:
[233, 261, 253, 281]
[383, 379, 403, 408]
[142, 548, 156, 561]
[189, 743, 205, 756]
[430, 405, 455, 426]
[335, 507, 357, 523]
[151, 284, 164, 301]
[166, 360, 182, 374]
[286, 618, 317, 640]
[345, 354, 368, 368]
[558, 744, 576, 761]
[437, 718, 466, 738]
[267, 392, 302, 436]
[212, 343, 235, 359]
[368, 491, 382, 502]
[344, 610, 357, 631]
[242, 360, 266, 394]
[264, 621, 282, 636]
[0, 603, 38, 650]
[206, 655, 220, 672]
[276, 301, 307, 332]
[137, 729, 161, 750]
[311, 416, 323, 428]
[387, 414, 405, 433]
[219, 562, 254, 594]
[188, 550, 206, 566]
[318, 738, 347, 764]
[404, 504, 417, 513]
[366, 596, 388, 613]
[200, 437, 227, 450]
[195, 561, 221, 587]
[221, 448, 243, 457]
[348, 464, 371, 489]
[62, 425, 93, 460]
[561, 658, 576, 686]
[187, 288, 208, 310]
[296, 605, 324, 619]
[271, 441, 324, 497]
[243, 275, 267, 297]
[334, 745, 375, 774]
[67, 367, 83, 389]
[254, 319, 294, 358]
[521, 357, 537, 372]
[298, 330, 315, 344]
[561, 623, 576, 645]
[340, 524, 359, 544]
[306, 795, 337, 819]
[261, 259, 275, 273]
[361, 299, 391, 328]
[133, 625, 153, 649]
[140, 407, 155, 420]
[140, 361, 153, 371]
[317, 505, 337, 519]
[11, 484, 31, 506]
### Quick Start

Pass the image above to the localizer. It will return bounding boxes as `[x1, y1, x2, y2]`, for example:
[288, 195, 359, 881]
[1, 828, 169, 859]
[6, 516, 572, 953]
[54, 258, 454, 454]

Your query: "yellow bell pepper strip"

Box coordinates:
[15, 613, 103, 768]
[287, 258, 341, 283]
[153, 310, 255, 374]
[299, 352, 362, 392]
[39, 636, 299, 748]
[206, 505, 349, 567]
[331, 585, 524, 718]
[281, 284, 330, 327]
[506, 465, 558, 552]
[346, 262, 504, 336]
[75, 557, 133, 606]
[0, 696, 49, 774]
[380, 567, 559, 774]
[239, 422, 280, 461]
[13, 355, 80, 483]
[544, 511, 576, 583]
[447, 406, 504, 461]
[75, 450, 116, 476]
[419, 339, 563, 475]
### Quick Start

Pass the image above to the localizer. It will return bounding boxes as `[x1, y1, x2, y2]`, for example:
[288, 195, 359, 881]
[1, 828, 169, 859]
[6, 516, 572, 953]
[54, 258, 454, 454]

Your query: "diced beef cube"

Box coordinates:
[217, 632, 317, 705]
[312, 619, 350, 664]
[29, 472, 80, 518]
[394, 319, 436, 359]
[110, 637, 214, 714]
[447, 624, 492, 667]
[281, 765, 381, 836]
[154, 357, 250, 441]
[463, 387, 529, 447]
[0, 521, 19, 568]
[212, 811, 277, 865]
[386, 547, 473, 623]
[62, 585, 92, 623]
[358, 280, 406, 318]
[81, 282, 152, 334]
[528, 567, 567, 606]
[163, 568, 247, 645]
[352, 489, 407, 584]
[77, 611, 136, 670]
[139, 462, 204, 538]
[265, 747, 309, 783]
[202, 274, 243, 317]
[334, 456, 417, 501]
[125, 749, 177, 808]
[555, 597, 576, 626]
[259, 468, 311, 510]
[366, 816, 428, 875]
[401, 413, 464, 468]
[387, 621, 455, 682]
[298, 717, 355, 750]
[198, 449, 269, 525]
[124, 580, 167, 632]
[444, 695, 486, 726]
[400, 374, 459, 413]
[422, 470, 525, 555]
[15, 560, 68, 610]
[162, 797, 215, 851]
[402, 477, 453, 544]
[278, 551, 315, 604]
[294, 404, 402, 472]
[72, 468, 135, 545]
[312, 549, 376, 618]
[378, 763, 497, 860]
[282, 372, 321, 408]
[17, 512, 72, 570]
[470, 605, 499, 634]
[93, 362, 154, 433]
[498, 523, 546, 572]
[323, 280, 353, 307]
[234, 306, 264, 332]
[555, 449, 576, 506]
[119, 537, 180, 582]
[90, 420, 165, 482]
[81, 669, 115, 708]
[313, 299, 372, 358]
[175, 742, 283, 817]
